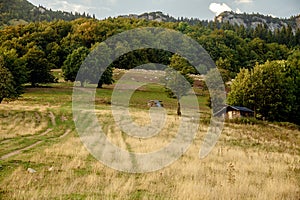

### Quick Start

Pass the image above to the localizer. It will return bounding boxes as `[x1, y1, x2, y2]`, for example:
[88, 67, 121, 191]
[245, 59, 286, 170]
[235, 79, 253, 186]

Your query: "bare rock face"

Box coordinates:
[216, 11, 300, 33]
[119, 11, 177, 23]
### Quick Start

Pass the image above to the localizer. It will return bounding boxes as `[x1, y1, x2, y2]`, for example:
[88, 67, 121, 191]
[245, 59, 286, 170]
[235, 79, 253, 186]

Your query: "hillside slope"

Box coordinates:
[121, 11, 300, 32]
[0, 0, 91, 27]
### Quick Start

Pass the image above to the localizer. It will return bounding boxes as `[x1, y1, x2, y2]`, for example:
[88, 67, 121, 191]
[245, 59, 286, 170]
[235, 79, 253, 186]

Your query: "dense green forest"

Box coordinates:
[0, 14, 299, 123]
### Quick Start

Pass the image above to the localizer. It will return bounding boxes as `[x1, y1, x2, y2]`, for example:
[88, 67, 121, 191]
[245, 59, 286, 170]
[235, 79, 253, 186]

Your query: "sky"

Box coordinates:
[28, 0, 299, 20]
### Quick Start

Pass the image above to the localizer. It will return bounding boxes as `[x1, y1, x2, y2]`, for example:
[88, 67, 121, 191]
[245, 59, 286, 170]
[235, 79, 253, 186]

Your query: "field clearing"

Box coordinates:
[0, 69, 299, 199]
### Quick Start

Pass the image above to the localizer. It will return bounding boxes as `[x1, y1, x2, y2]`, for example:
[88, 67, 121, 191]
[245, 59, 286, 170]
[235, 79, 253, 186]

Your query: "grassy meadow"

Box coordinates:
[0, 69, 299, 199]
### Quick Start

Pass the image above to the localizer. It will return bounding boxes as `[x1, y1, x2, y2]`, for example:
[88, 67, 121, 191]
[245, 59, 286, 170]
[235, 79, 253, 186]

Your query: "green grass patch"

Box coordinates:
[129, 189, 164, 200]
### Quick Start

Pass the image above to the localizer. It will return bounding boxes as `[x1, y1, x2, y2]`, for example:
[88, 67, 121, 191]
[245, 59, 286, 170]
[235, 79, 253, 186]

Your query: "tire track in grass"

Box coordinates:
[1, 108, 73, 160]
[39, 128, 53, 136]
[0, 128, 52, 145]
[103, 124, 138, 172]
[48, 111, 56, 126]
[0, 141, 43, 160]
[121, 132, 138, 173]
[59, 129, 71, 138]
[0, 128, 53, 158]
[0, 128, 72, 160]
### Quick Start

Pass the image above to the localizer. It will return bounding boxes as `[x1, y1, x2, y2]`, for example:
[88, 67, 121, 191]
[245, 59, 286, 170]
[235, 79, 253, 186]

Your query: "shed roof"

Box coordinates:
[228, 106, 254, 112]
[213, 105, 254, 117]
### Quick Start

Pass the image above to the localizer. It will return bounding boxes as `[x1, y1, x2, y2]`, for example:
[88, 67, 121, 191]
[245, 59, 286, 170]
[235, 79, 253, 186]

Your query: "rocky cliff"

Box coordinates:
[216, 11, 300, 32]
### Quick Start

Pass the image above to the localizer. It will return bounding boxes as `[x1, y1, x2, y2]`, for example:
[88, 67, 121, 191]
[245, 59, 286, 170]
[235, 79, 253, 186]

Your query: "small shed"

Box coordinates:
[226, 106, 254, 119]
[214, 105, 254, 119]
[148, 100, 163, 107]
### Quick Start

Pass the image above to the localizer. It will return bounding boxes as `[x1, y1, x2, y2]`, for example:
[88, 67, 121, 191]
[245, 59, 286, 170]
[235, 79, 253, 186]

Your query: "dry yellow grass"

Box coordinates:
[100, 108, 182, 153]
[1, 105, 299, 200]
[0, 95, 62, 140]
[0, 109, 49, 140]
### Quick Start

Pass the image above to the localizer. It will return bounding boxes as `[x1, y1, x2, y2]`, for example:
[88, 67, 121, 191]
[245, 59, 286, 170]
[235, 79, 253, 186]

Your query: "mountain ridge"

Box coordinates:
[0, 0, 92, 27]
[1, 0, 299, 33]
[120, 11, 300, 32]
[216, 11, 300, 32]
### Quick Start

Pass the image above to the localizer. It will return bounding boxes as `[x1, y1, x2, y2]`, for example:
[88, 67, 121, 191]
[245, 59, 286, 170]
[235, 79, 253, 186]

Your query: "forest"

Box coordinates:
[0, 16, 299, 124]
[0, 0, 92, 27]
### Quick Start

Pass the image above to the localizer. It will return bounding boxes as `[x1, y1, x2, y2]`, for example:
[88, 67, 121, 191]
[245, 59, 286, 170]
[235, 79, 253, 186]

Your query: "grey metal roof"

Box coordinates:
[229, 106, 254, 112]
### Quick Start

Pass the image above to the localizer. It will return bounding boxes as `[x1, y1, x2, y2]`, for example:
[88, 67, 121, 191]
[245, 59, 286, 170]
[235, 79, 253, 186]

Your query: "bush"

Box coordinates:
[226, 117, 265, 125]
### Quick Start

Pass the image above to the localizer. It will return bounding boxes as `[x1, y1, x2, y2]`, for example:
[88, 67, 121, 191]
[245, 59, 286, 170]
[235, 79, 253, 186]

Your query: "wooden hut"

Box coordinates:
[214, 105, 254, 119]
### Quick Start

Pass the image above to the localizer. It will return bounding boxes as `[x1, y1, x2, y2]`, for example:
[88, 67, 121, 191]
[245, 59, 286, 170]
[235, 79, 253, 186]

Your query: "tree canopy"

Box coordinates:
[165, 54, 194, 116]
[0, 14, 299, 125]
[22, 45, 55, 86]
[0, 62, 15, 103]
[228, 56, 300, 124]
[62, 46, 90, 85]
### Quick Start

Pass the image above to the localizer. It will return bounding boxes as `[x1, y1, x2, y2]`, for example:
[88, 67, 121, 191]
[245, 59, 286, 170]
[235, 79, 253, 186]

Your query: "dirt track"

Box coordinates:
[0, 128, 71, 160]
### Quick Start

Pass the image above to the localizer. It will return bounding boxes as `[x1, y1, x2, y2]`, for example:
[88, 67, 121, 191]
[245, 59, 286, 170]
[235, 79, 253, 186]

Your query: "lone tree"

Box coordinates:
[165, 54, 194, 116]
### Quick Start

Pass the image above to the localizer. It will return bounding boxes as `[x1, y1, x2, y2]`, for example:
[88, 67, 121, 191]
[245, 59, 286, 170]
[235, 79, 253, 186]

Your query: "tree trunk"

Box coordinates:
[177, 99, 181, 116]
[97, 82, 103, 88]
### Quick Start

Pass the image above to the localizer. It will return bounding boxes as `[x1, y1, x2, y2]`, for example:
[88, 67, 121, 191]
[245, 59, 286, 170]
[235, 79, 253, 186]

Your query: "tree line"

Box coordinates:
[0, 17, 299, 123]
[227, 50, 300, 124]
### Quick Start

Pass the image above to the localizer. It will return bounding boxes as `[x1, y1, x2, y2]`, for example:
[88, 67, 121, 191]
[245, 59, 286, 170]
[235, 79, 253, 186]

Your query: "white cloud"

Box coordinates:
[106, 0, 118, 5]
[48, 0, 93, 14]
[235, 0, 253, 4]
[209, 3, 232, 16]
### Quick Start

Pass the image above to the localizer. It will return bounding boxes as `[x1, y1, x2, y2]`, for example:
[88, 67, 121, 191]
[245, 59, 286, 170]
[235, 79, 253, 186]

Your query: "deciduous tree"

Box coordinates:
[165, 54, 194, 116]
[62, 46, 90, 85]
[22, 45, 55, 86]
[228, 60, 297, 122]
